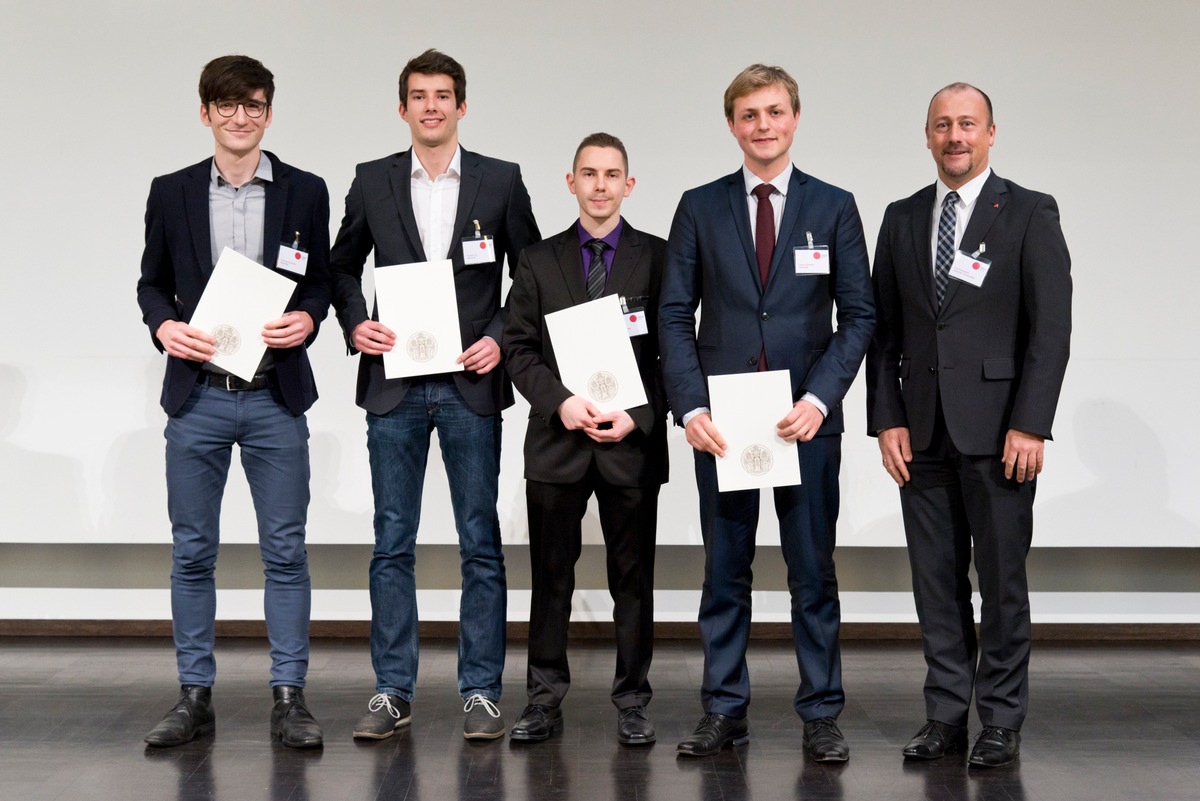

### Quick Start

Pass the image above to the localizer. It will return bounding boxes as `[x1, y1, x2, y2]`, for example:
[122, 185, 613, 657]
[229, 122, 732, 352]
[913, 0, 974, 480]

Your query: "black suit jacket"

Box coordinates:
[660, 166, 875, 434]
[329, 147, 540, 416]
[866, 171, 1072, 454]
[136, 151, 331, 416]
[503, 223, 668, 488]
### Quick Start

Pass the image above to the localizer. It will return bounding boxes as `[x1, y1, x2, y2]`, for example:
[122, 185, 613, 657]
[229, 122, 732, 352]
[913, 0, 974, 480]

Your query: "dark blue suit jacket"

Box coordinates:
[329, 147, 540, 417]
[136, 151, 332, 416]
[660, 166, 875, 435]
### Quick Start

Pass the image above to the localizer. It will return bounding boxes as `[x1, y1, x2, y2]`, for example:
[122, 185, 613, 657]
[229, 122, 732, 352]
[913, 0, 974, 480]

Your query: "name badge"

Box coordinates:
[949, 249, 992, 287]
[276, 245, 309, 277]
[794, 246, 830, 275]
[624, 307, 649, 337]
[462, 237, 496, 265]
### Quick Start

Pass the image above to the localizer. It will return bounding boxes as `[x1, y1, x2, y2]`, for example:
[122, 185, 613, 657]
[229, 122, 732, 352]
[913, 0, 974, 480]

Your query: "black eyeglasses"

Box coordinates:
[211, 100, 269, 118]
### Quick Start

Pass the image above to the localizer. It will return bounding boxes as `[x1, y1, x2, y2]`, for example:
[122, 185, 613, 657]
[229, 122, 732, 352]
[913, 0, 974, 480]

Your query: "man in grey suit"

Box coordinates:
[330, 48, 539, 741]
[503, 133, 667, 745]
[866, 83, 1072, 767]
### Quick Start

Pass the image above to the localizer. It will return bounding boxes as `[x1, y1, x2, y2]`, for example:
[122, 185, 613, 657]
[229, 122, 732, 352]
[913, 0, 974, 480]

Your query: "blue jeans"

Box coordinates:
[366, 379, 506, 702]
[165, 380, 312, 688]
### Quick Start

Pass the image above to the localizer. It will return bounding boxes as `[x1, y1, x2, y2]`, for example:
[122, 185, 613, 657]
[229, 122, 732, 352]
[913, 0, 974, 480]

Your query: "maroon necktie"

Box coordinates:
[752, 183, 776, 371]
[752, 183, 776, 288]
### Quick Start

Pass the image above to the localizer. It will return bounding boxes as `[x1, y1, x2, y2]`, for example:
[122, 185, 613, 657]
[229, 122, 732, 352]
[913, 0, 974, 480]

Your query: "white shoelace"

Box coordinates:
[463, 694, 501, 718]
[367, 692, 401, 719]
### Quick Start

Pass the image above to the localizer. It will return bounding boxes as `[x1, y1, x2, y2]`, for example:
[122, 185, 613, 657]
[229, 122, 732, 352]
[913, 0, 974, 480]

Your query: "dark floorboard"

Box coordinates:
[1, 637, 1198, 800]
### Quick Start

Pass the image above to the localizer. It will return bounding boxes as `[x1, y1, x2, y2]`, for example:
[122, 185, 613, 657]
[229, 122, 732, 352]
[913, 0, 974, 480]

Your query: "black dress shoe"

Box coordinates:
[145, 685, 215, 747]
[270, 686, 323, 748]
[676, 713, 749, 757]
[510, 704, 562, 741]
[969, 726, 1019, 767]
[902, 719, 968, 760]
[803, 717, 849, 762]
[617, 706, 656, 746]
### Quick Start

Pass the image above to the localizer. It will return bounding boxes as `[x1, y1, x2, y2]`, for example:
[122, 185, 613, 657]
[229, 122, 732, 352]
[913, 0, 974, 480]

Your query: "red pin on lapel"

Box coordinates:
[993, 203, 999, 208]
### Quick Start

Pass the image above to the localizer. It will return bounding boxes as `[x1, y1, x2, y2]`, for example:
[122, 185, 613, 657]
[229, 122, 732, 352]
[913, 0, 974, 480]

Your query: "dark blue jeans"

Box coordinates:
[165, 381, 311, 687]
[366, 379, 506, 702]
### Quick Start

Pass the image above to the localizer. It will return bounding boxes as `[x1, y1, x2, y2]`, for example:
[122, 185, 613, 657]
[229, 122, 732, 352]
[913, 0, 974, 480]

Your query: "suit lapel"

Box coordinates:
[263, 153, 288, 269]
[605, 224, 642, 299]
[766, 166, 806, 294]
[724, 171, 760, 291]
[184, 160, 213, 276]
[909, 184, 937, 315]
[941, 172, 1007, 312]
[553, 226, 589, 306]
[452, 148, 483, 260]
[388, 150, 425, 260]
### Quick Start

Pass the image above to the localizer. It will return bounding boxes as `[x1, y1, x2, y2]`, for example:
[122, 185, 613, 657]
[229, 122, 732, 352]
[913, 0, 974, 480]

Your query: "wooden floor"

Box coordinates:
[1, 636, 1198, 800]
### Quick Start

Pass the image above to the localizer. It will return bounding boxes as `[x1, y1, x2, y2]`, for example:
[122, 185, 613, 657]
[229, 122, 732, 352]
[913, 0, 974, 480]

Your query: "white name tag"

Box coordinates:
[276, 246, 309, 276]
[624, 308, 649, 337]
[949, 250, 992, 287]
[794, 246, 830, 275]
[462, 237, 496, 265]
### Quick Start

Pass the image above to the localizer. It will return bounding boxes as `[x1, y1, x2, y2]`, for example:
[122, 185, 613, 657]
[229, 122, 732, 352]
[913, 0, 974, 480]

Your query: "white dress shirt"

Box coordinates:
[411, 146, 463, 262]
[931, 167, 992, 273]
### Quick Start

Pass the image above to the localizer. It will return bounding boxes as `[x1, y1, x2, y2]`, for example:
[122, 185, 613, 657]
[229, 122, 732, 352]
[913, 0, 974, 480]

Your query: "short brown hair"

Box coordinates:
[198, 55, 274, 107]
[572, 132, 629, 173]
[724, 64, 800, 120]
[927, 82, 994, 127]
[399, 49, 466, 106]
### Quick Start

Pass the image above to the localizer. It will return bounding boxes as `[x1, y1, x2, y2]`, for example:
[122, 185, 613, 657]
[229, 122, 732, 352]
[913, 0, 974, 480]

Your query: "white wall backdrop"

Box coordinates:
[1, 0, 1197, 622]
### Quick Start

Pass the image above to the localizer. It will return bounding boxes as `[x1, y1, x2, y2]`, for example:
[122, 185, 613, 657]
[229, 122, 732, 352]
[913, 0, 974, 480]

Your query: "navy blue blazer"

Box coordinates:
[329, 147, 540, 417]
[136, 151, 332, 416]
[866, 171, 1072, 454]
[659, 166, 875, 436]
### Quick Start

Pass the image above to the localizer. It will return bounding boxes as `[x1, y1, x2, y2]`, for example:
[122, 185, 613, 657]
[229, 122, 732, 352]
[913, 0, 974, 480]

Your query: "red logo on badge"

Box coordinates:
[972, 262, 981, 270]
[479, 242, 487, 249]
[813, 252, 821, 260]
[629, 314, 638, 322]
[294, 252, 302, 259]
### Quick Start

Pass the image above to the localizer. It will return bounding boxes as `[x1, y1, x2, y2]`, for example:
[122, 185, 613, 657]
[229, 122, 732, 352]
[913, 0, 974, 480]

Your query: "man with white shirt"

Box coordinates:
[659, 64, 874, 760]
[866, 83, 1071, 767]
[329, 48, 539, 741]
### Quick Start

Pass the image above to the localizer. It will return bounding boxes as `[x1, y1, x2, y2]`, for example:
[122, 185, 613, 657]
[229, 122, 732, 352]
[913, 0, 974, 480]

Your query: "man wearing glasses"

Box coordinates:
[137, 55, 331, 749]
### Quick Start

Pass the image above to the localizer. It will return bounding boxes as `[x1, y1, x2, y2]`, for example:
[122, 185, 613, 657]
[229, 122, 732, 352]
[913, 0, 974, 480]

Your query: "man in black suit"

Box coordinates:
[137, 55, 330, 749]
[503, 133, 667, 745]
[866, 82, 1072, 767]
[659, 64, 874, 761]
[329, 49, 539, 741]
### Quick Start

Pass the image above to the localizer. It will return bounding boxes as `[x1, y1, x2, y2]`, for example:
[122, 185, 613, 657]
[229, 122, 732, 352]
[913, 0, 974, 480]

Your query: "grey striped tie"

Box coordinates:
[586, 238, 608, 300]
[934, 190, 959, 306]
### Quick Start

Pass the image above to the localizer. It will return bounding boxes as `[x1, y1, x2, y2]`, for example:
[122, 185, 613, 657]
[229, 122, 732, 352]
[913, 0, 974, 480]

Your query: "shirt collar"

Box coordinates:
[211, 152, 272, 188]
[411, 145, 462, 180]
[741, 163, 793, 196]
[936, 166, 991, 208]
[577, 217, 624, 251]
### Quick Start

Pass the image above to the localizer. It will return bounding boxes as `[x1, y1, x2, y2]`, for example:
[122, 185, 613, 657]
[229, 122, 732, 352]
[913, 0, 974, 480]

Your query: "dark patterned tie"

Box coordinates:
[934, 190, 959, 306]
[752, 183, 776, 288]
[585, 238, 608, 301]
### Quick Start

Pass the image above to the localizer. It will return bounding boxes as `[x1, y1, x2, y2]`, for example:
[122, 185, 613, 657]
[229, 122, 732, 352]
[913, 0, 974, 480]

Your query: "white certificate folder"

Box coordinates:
[709, 370, 802, 492]
[544, 294, 648, 412]
[374, 259, 465, 379]
[189, 247, 296, 381]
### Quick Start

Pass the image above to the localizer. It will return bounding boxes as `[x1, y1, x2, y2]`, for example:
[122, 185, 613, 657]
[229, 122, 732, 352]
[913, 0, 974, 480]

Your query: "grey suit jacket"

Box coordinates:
[866, 171, 1072, 454]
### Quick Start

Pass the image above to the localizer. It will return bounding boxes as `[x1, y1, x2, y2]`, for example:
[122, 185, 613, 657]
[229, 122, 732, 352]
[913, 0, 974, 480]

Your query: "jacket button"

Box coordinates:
[928, 366, 936, 374]
[761, 312, 770, 321]
[749, 356, 759, 366]
[936, 322, 947, 330]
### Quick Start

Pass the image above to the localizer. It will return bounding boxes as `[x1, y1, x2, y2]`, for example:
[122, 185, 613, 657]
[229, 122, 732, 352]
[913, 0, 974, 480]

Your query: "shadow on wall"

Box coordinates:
[1036, 398, 1199, 547]
[100, 358, 168, 542]
[0, 363, 93, 541]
